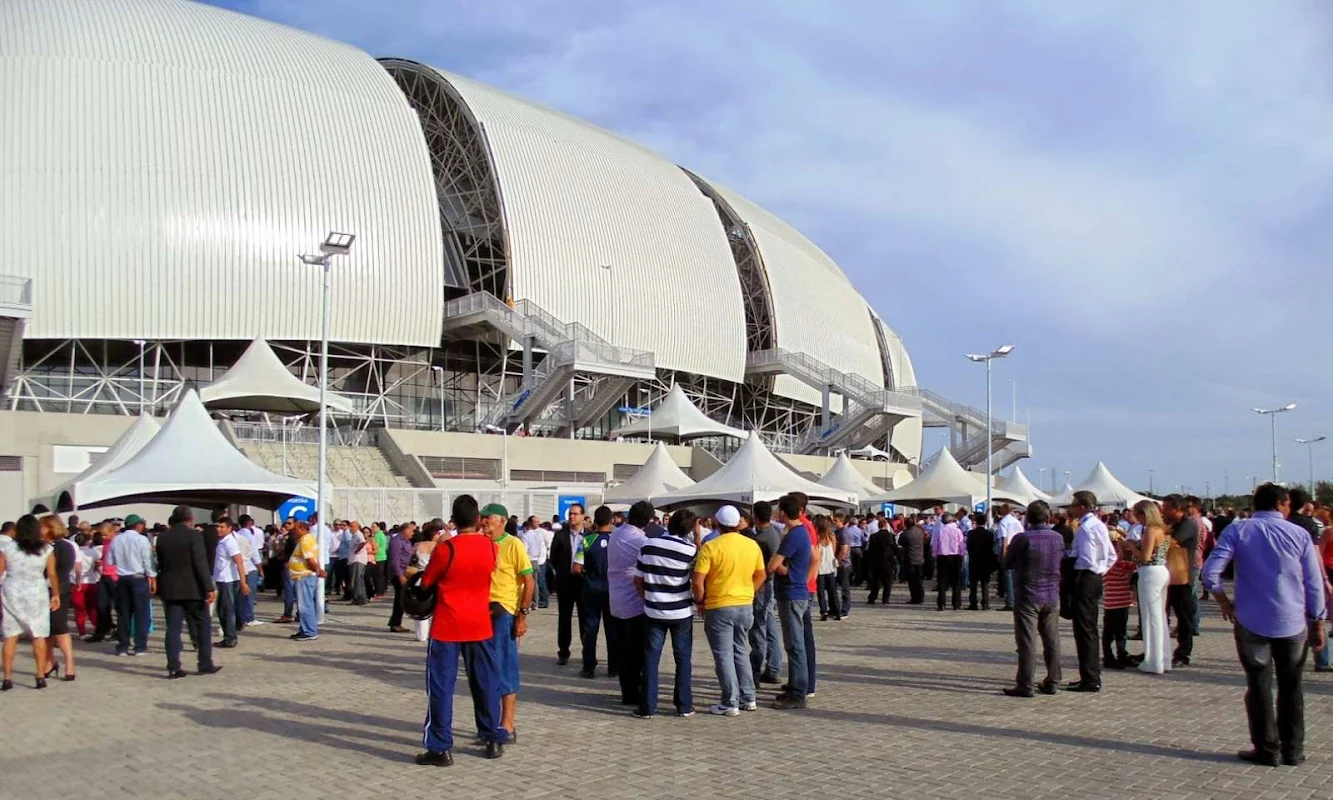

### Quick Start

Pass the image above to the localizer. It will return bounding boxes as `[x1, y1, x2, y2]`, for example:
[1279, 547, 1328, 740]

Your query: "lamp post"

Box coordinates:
[133, 339, 146, 414]
[1038, 467, 1047, 493]
[965, 344, 1014, 526]
[299, 231, 355, 625]
[1295, 435, 1326, 493]
[1147, 469, 1154, 496]
[431, 365, 445, 431]
[1253, 404, 1297, 483]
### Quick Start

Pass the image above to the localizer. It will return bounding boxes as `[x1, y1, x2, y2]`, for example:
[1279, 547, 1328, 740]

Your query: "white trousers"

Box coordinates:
[1136, 564, 1171, 674]
[414, 616, 431, 642]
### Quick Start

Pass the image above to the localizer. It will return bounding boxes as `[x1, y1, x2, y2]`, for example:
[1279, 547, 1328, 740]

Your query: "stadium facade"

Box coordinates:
[0, 0, 1027, 516]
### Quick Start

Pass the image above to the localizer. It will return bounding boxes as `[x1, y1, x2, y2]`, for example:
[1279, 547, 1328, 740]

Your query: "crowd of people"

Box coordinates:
[1, 482, 1329, 770]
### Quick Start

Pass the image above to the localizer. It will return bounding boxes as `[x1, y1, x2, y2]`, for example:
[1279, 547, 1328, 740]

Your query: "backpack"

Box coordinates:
[401, 540, 454, 621]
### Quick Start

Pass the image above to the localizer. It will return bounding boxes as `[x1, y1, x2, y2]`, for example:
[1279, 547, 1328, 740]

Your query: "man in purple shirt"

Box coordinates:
[1202, 483, 1327, 767]
[607, 501, 653, 706]
[1002, 500, 1063, 697]
[931, 512, 965, 611]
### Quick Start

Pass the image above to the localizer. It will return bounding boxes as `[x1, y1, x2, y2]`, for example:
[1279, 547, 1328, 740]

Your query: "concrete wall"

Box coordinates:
[383, 430, 696, 477]
[0, 411, 138, 518]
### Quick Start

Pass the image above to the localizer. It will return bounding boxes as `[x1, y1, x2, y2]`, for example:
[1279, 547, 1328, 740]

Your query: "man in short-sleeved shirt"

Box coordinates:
[692, 505, 766, 715]
[769, 495, 814, 708]
[482, 503, 535, 745]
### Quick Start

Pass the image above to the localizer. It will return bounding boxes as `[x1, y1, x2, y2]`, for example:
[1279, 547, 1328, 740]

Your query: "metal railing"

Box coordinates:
[0, 275, 33, 313]
[747, 349, 920, 411]
[230, 421, 369, 447]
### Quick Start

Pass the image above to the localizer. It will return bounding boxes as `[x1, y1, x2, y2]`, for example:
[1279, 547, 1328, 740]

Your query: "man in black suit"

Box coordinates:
[898, 517, 926, 605]
[864, 524, 897, 605]
[156, 506, 220, 679]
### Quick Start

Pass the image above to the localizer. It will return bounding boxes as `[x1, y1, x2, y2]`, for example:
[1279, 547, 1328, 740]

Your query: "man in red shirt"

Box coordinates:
[417, 495, 503, 766]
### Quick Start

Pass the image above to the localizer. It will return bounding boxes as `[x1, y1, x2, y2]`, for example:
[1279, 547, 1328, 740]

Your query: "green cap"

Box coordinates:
[124, 514, 145, 527]
[480, 503, 509, 519]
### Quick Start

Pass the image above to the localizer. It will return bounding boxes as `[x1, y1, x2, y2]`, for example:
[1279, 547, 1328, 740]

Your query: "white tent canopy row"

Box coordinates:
[40, 414, 162, 512]
[993, 466, 1051, 508]
[603, 442, 694, 503]
[609, 384, 747, 440]
[819, 453, 887, 506]
[1048, 462, 1154, 509]
[46, 389, 318, 512]
[199, 338, 355, 415]
[877, 448, 1026, 509]
[650, 433, 856, 509]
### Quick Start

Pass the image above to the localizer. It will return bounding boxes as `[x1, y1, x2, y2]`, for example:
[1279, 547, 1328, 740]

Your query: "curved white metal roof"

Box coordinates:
[871, 311, 922, 464]
[697, 178, 886, 406]
[432, 69, 747, 382]
[0, 0, 444, 346]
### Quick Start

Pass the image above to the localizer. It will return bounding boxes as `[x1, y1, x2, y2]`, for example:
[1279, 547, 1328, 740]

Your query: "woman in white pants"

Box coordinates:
[1128, 500, 1171, 674]
[406, 530, 442, 642]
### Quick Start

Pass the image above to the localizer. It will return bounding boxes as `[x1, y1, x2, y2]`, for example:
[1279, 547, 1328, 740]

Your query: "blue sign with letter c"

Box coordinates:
[278, 496, 315, 522]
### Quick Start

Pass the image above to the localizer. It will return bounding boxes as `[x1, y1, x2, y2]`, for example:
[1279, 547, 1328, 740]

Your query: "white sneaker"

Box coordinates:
[708, 704, 740, 717]
[806, 690, 816, 698]
[740, 701, 758, 712]
[247, 620, 265, 627]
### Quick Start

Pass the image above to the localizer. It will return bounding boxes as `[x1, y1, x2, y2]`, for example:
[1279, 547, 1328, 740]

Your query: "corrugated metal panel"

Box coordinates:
[0, 0, 443, 346]
[876, 314, 922, 463]
[698, 179, 884, 407]
[432, 70, 746, 382]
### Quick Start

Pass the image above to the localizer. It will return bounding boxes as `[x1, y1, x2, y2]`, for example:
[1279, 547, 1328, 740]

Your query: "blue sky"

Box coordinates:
[210, 0, 1333, 495]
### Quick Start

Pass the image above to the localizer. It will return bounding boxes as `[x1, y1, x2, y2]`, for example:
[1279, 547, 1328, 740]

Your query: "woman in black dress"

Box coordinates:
[41, 515, 77, 681]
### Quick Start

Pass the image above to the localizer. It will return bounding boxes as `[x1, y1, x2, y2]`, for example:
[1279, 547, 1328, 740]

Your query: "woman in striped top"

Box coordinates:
[1101, 527, 1137, 669]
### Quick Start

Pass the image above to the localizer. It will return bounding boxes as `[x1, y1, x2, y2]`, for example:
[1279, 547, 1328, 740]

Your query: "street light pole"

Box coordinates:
[1148, 469, 1154, 496]
[1296, 436, 1326, 493]
[966, 344, 1014, 527]
[431, 365, 445, 431]
[134, 339, 146, 414]
[1253, 404, 1297, 483]
[300, 232, 355, 626]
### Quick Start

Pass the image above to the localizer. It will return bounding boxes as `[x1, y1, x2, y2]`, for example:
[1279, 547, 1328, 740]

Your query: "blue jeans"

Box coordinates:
[115, 576, 151, 654]
[962, 553, 971, 589]
[704, 604, 755, 709]
[237, 571, 259, 624]
[424, 637, 503, 753]
[216, 580, 240, 644]
[642, 617, 693, 714]
[535, 564, 549, 607]
[491, 610, 520, 696]
[1003, 569, 1015, 608]
[776, 594, 809, 698]
[802, 600, 818, 693]
[750, 581, 782, 678]
[1190, 567, 1202, 633]
[294, 575, 319, 637]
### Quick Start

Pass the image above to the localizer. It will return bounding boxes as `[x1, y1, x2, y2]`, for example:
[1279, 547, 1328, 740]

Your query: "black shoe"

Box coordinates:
[167, 670, 189, 680]
[579, 668, 595, 679]
[198, 665, 223, 676]
[1126, 654, 1145, 665]
[632, 709, 655, 719]
[214, 640, 237, 649]
[967, 604, 979, 610]
[1172, 655, 1191, 668]
[1104, 658, 1126, 670]
[758, 672, 782, 685]
[820, 615, 829, 621]
[557, 655, 569, 666]
[1237, 748, 1278, 767]
[1002, 686, 1034, 698]
[1066, 681, 1100, 692]
[772, 695, 808, 710]
[1037, 681, 1058, 695]
[0, 679, 10, 691]
[1281, 754, 1306, 767]
[484, 741, 504, 760]
[35, 678, 47, 690]
[414, 750, 453, 767]
[291, 633, 318, 642]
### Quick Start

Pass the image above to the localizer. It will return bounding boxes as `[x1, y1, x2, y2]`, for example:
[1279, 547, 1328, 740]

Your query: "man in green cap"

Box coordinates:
[481, 503, 534, 744]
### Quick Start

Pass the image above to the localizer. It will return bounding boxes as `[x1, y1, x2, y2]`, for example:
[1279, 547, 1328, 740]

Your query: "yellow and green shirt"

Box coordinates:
[489, 533, 534, 615]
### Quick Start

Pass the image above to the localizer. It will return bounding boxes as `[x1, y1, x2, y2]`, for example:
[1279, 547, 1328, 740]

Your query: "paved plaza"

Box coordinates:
[2, 590, 1330, 800]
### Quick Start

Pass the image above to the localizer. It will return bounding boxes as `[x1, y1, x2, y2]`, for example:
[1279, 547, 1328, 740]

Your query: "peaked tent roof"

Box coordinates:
[1049, 483, 1076, 507]
[995, 466, 1051, 507]
[199, 338, 355, 414]
[820, 453, 887, 505]
[847, 444, 893, 461]
[1060, 462, 1153, 509]
[57, 390, 318, 511]
[650, 433, 857, 508]
[39, 414, 160, 511]
[878, 449, 1024, 508]
[604, 442, 694, 502]
[609, 384, 747, 440]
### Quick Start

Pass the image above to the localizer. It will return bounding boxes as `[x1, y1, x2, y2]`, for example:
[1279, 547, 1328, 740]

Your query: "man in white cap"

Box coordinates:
[692, 504, 767, 716]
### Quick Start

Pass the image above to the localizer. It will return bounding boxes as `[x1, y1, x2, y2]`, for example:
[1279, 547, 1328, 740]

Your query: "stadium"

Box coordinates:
[0, 0, 1027, 520]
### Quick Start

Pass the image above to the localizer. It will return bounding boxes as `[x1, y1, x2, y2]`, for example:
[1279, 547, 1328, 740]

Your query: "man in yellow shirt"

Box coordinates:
[481, 503, 535, 744]
[692, 505, 766, 716]
[286, 522, 325, 642]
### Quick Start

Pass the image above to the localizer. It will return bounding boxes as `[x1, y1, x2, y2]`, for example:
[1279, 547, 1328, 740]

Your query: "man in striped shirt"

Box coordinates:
[633, 508, 699, 718]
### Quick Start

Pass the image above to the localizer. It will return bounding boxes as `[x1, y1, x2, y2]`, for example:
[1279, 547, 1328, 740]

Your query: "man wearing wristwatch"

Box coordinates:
[481, 503, 535, 746]
[1202, 482, 1327, 768]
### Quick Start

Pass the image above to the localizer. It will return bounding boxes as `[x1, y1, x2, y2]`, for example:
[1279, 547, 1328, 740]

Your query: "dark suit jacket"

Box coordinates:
[156, 523, 215, 602]
[899, 525, 925, 566]
[866, 530, 898, 570]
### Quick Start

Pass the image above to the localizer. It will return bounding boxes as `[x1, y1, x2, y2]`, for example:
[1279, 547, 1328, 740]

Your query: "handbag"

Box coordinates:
[400, 540, 454, 621]
[1166, 539, 1191, 586]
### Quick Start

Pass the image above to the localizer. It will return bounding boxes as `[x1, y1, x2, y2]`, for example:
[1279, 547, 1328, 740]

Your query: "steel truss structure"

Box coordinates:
[382, 59, 509, 299]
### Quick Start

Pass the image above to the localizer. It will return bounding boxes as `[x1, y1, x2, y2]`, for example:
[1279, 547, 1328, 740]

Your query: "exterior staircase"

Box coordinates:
[745, 348, 921, 454]
[443, 293, 655, 432]
[917, 387, 1029, 471]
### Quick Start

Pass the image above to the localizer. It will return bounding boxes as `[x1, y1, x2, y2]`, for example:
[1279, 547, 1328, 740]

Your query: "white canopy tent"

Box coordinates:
[199, 338, 355, 414]
[609, 384, 747, 440]
[604, 442, 694, 502]
[1056, 462, 1154, 510]
[994, 466, 1051, 507]
[55, 390, 318, 511]
[847, 444, 893, 461]
[1049, 483, 1076, 507]
[651, 433, 856, 508]
[38, 414, 161, 512]
[877, 448, 1024, 509]
[820, 453, 887, 506]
